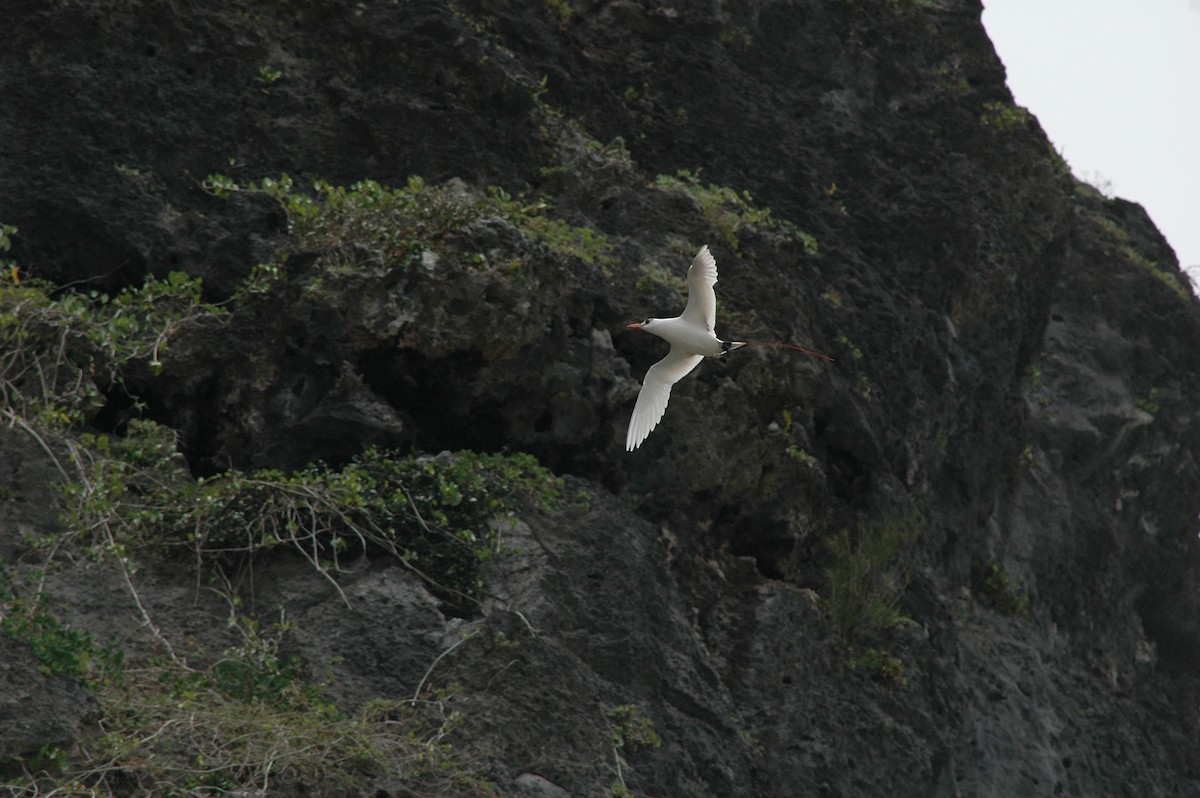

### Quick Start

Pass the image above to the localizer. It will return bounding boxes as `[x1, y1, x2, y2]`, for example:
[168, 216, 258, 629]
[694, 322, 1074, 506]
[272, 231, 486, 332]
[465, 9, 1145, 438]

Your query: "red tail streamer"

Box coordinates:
[742, 341, 835, 361]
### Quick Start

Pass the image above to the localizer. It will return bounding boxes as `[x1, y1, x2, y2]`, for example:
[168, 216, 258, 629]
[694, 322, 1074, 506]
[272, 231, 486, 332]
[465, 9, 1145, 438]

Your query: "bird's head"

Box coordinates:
[626, 318, 656, 331]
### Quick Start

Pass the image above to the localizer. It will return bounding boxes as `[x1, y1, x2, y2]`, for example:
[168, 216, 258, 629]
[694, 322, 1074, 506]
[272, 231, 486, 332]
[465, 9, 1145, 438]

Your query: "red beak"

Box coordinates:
[626, 322, 644, 329]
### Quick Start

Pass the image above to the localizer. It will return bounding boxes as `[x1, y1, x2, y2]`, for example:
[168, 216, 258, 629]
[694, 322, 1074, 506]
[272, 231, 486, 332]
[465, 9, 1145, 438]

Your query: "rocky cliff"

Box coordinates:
[2, 1, 1199, 796]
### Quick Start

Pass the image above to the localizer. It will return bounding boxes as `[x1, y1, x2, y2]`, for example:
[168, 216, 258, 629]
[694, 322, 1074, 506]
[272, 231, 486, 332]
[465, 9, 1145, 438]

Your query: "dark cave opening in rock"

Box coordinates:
[724, 508, 796, 581]
[88, 371, 229, 478]
[357, 345, 509, 454]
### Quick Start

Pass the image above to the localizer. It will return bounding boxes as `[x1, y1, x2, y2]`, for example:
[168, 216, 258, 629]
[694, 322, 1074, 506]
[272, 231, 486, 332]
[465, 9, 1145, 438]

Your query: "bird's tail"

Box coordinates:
[737, 341, 834, 360]
[722, 340, 748, 354]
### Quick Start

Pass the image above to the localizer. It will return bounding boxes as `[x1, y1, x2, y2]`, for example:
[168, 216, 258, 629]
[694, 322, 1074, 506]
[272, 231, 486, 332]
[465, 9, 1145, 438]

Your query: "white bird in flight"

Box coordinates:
[624, 245, 831, 452]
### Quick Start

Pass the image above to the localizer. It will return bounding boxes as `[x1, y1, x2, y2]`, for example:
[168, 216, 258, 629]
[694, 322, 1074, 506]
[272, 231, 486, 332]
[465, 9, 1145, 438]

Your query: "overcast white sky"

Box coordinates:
[981, 0, 1200, 281]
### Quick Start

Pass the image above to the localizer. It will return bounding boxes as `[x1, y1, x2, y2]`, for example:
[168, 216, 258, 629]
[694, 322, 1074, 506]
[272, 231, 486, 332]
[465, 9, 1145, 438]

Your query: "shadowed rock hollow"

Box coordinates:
[2, 0, 1198, 795]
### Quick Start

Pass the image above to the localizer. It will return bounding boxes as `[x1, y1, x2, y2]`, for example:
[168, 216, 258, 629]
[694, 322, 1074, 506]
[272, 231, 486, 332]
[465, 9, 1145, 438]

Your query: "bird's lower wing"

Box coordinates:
[626, 349, 704, 451]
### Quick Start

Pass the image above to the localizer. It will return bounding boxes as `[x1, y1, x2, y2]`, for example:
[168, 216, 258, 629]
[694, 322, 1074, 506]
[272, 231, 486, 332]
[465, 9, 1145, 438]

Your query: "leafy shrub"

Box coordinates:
[980, 100, 1031, 133]
[2, 599, 489, 797]
[653, 170, 818, 255]
[204, 173, 614, 279]
[0, 576, 125, 688]
[970, 559, 1029, 618]
[0, 271, 216, 430]
[606, 704, 662, 753]
[822, 513, 922, 642]
[846, 646, 907, 688]
[60, 430, 564, 612]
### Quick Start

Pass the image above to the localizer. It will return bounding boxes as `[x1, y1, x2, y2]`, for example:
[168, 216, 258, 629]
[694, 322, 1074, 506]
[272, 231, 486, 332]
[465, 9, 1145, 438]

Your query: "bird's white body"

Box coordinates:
[625, 245, 744, 451]
[636, 316, 728, 357]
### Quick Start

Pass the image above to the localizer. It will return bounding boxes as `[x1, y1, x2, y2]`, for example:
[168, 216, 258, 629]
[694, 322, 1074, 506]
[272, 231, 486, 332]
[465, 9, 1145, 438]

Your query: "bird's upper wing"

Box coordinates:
[680, 245, 718, 333]
[626, 347, 704, 451]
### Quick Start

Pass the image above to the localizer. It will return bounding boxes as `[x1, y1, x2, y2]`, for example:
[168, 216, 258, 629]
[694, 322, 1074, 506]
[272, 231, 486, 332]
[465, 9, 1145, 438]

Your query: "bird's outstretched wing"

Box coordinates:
[680, 245, 718, 333]
[626, 348, 704, 451]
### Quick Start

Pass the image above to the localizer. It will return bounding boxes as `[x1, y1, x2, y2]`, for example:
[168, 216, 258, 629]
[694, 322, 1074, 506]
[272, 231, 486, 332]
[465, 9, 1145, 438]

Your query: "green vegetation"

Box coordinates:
[834, 334, 873, 397]
[823, 514, 922, 688]
[1089, 213, 1189, 301]
[544, 0, 572, 29]
[820, 289, 843, 308]
[971, 559, 1029, 618]
[980, 100, 1030, 133]
[1, 581, 488, 795]
[786, 444, 815, 466]
[606, 704, 662, 753]
[822, 513, 921, 642]
[653, 170, 818, 255]
[717, 27, 753, 50]
[60, 426, 565, 610]
[0, 217, 565, 794]
[846, 646, 907, 688]
[0, 268, 216, 441]
[1, 222, 18, 277]
[778, 408, 817, 466]
[930, 63, 970, 94]
[635, 261, 688, 295]
[256, 64, 283, 87]
[204, 173, 614, 276]
[835, 334, 863, 361]
[1, 576, 125, 688]
[489, 186, 614, 268]
[1135, 388, 1159, 415]
[606, 704, 661, 798]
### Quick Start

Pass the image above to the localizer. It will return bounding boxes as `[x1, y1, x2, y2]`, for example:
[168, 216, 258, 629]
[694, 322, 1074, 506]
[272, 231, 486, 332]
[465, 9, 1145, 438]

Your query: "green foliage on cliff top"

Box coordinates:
[204, 173, 614, 280]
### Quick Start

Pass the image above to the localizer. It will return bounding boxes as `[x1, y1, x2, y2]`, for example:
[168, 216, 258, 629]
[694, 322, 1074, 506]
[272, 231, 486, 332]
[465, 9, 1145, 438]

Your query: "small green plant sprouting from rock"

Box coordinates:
[835, 334, 863, 361]
[930, 62, 970, 94]
[1023, 362, 1043, 387]
[834, 334, 873, 397]
[1135, 389, 1159, 415]
[606, 704, 662, 753]
[980, 100, 1030, 133]
[113, 162, 149, 179]
[606, 704, 661, 797]
[544, 0, 572, 29]
[256, 65, 283, 87]
[971, 560, 1029, 618]
[787, 444, 815, 465]
[779, 408, 816, 466]
[1017, 443, 1039, 471]
[652, 170, 818, 255]
[717, 26, 753, 50]
[822, 513, 922, 642]
[846, 646, 907, 688]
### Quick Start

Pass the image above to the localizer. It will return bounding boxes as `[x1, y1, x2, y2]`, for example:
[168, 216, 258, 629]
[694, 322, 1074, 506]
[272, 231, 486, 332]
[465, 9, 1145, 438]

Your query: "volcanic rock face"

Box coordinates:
[3, 0, 1199, 795]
